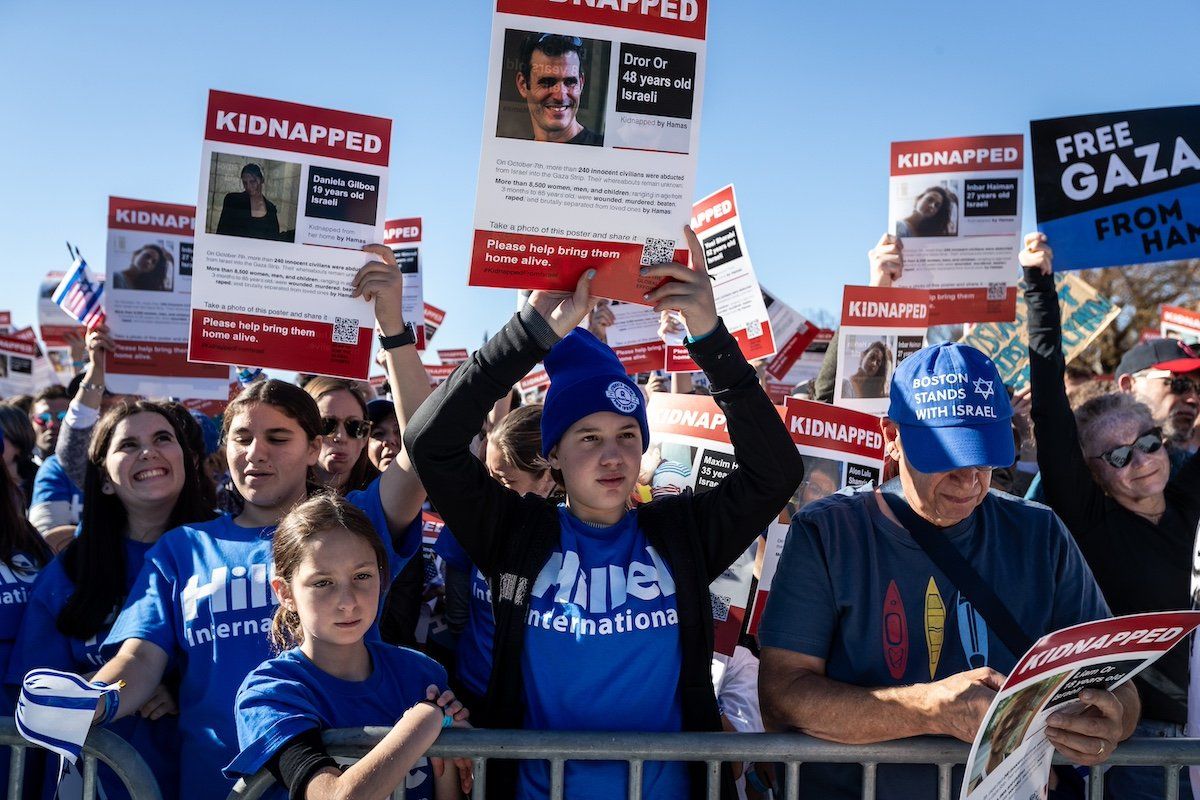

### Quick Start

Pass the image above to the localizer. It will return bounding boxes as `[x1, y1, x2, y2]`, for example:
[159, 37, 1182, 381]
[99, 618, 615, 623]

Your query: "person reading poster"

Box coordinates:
[384, 217, 425, 349]
[959, 273, 1120, 392]
[1161, 304, 1200, 344]
[1031, 105, 1200, 270]
[962, 611, 1200, 800]
[469, 0, 707, 304]
[748, 397, 885, 635]
[763, 286, 818, 381]
[105, 197, 230, 398]
[663, 185, 775, 372]
[188, 90, 392, 380]
[890, 135, 1024, 323]
[833, 286, 930, 414]
[646, 392, 774, 657]
[602, 299, 666, 373]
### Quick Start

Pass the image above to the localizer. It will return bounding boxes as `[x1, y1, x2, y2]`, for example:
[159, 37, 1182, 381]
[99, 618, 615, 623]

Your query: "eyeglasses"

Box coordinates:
[32, 411, 66, 427]
[321, 417, 371, 440]
[1162, 376, 1200, 396]
[537, 33, 583, 47]
[1091, 428, 1164, 469]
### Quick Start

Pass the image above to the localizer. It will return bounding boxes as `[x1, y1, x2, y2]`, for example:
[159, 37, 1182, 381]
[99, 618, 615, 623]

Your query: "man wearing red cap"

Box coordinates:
[1115, 338, 1200, 467]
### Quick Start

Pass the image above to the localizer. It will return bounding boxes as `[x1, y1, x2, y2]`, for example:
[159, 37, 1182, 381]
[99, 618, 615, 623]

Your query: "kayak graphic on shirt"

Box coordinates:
[883, 580, 908, 679]
[957, 593, 989, 668]
[925, 577, 945, 679]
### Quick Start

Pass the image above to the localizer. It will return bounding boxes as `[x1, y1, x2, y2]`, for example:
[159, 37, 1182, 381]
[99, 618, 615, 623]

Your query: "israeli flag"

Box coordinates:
[16, 669, 113, 764]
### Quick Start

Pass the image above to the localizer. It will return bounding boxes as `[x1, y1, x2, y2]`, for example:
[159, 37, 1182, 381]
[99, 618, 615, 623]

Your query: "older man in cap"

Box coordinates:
[758, 341, 1138, 799]
[1116, 338, 1200, 470]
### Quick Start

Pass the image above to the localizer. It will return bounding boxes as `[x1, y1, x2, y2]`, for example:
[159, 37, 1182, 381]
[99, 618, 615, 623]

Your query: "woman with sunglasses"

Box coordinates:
[1023, 232, 1200, 800]
[303, 377, 378, 493]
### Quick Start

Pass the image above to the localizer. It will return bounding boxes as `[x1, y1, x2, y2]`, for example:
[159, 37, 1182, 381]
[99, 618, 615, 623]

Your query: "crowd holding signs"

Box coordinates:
[4, 2, 1200, 800]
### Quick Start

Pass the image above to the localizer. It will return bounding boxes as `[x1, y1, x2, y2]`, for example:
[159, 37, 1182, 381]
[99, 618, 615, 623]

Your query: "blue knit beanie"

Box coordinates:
[540, 328, 649, 457]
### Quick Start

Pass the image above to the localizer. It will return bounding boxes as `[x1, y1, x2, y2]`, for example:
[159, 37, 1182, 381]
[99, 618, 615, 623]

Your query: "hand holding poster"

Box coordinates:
[469, 0, 706, 303]
[962, 611, 1200, 799]
[188, 90, 392, 380]
[1031, 106, 1200, 270]
[105, 197, 230, 398]
[890, 135, 1023, 323]
[664, 185, 775, 371]
[959, 273, 1120, 392]
[833, 286, 930, 413]
[1161, 304, 1200, 344]
[748, 397, 885, 635]
[384, 218, 424, 349]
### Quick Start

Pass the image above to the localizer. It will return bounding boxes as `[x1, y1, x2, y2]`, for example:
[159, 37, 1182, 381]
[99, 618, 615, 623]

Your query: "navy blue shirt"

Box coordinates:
[436, 528, 495, 697]
[759, 479, 1110, 799]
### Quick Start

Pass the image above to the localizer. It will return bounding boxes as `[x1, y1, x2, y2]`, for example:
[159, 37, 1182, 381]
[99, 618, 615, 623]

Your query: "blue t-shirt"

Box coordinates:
[520, 507, 688, 800]
[0, 554, 43, 696]
[436, 528, 495, 697]
[227, 640, 447, 799]
[758, 479, 1111, 800]
[29, 454, 84, 531]
[7, 538, 179, 800]
[101, 478, 421, 800]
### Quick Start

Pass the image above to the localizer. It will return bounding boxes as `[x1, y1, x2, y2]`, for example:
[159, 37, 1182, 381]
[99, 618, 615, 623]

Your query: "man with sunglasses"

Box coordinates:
[1115, 338, 1200, 472]
[1022, 232, 1200, 799]
[758, 340, 1133, 800]
[27, 385, 68, 465]
[515, 33, 603, 146]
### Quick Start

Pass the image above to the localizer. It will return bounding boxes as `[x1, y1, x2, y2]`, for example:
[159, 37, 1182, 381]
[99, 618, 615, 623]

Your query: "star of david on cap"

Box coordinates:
[887, 342, 1014, 473]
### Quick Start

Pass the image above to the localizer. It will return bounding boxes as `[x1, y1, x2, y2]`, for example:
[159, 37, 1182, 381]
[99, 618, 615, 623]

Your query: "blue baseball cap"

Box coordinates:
[887, 342, 1014, 473]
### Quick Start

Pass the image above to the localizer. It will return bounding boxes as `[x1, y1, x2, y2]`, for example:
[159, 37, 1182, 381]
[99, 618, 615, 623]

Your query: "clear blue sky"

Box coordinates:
[2, 1, 1197, 350]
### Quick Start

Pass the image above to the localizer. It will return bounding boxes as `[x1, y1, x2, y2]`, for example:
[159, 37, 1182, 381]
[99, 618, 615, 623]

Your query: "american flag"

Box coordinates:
[51, 257, 105, 329]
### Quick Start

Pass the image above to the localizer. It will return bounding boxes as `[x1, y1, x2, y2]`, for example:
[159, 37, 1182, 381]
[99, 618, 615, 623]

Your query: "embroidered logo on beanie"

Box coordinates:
[605, 380, 640, 414]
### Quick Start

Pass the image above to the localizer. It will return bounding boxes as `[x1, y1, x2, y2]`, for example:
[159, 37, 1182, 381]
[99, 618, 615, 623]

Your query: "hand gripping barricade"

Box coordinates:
[227, 727, 1200, 800]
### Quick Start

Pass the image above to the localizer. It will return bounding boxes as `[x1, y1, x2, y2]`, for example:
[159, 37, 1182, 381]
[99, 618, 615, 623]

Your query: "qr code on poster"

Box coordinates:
[641, 237, 675, 266]
[746, 319, 763, 339]
[710, 592, 731, 622]
[987, 282, 1006, 301]
[332, 317, 359, 345]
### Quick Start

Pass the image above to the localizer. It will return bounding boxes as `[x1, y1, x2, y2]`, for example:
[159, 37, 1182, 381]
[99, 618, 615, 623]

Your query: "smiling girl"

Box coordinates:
[227, 494, 468, 800]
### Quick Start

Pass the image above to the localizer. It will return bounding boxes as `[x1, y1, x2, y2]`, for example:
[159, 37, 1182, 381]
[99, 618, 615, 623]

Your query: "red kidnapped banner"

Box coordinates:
[470, 230, 686, 305]
[841, 286, 930, 328]
[0, 335, 38, 357]
[109, 197, 195, 236]
[384, 218, 421, 245]
[189, 310, 372, 381]
[690, 185, 736, 234]
[891, 134, 1023, 177]
[496, 0, 708, 40]
[785, 397, 885, 460]
[205, 90, 392, 168]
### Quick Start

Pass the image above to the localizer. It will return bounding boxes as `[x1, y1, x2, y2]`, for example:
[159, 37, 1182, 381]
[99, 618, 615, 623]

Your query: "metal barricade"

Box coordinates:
[0, 717, 162, 800]
[228, 728, 1200, 800]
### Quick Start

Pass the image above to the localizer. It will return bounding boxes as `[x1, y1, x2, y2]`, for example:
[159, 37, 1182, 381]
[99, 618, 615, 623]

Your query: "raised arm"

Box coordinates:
[1021, 233, 1106, 532]
[55, 324, 114, 490]
[641, 228, 804, 576]
[404, 272, 596, 574]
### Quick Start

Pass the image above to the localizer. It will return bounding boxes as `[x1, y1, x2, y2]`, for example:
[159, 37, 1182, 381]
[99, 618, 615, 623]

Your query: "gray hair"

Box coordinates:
[1074, 393, 1155, 452]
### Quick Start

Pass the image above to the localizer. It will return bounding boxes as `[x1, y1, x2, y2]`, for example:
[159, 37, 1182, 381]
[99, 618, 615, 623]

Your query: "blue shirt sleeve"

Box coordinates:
[100, 547, 179, 661]
[434, 528, 471, 572]
[6, 565, 74, 685]
[347, 478, 422, 580]
[758, 512, 839, 658]
[1047, 513, 1112, 630]
[225, 674, 320, 778]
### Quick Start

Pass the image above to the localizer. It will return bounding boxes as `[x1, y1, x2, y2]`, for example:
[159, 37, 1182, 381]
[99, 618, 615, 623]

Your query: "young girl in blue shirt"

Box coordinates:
[227, 493, 469, 799]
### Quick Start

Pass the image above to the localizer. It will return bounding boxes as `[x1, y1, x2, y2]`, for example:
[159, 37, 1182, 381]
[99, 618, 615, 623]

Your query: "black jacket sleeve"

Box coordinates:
[265, 729, 340, 800]
[670, 321, 806, 580]
[1025, 267, 1107, 534]
[403, 304, 558, 576]
[379, 546, 424, 646]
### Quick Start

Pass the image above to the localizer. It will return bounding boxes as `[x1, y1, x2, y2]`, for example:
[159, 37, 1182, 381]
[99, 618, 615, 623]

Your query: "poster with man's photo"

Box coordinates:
[748, 396, 885, 635]
[833, 286, 930, 414]
[469, 0, 707, 304]
[188, 90, 392, 380]
[105, 197, 230, 399]
[385, 217, 425, 350]
[890, 135, 1024, 324]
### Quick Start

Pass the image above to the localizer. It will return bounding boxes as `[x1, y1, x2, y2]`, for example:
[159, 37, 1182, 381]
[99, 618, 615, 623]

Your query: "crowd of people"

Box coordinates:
[0, 224, 1196, 800]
